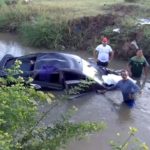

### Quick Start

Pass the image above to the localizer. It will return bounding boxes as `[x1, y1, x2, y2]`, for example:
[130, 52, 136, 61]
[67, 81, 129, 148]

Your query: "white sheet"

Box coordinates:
[102, 74, 136, 85]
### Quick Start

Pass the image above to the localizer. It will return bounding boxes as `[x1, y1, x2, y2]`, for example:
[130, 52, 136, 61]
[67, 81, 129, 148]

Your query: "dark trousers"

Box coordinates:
[123, 99, 135, 108]
[97, 61, 108, 67]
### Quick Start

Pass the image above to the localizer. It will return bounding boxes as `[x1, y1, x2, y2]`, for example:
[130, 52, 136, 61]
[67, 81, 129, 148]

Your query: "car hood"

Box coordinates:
[82, 59, 103, 85]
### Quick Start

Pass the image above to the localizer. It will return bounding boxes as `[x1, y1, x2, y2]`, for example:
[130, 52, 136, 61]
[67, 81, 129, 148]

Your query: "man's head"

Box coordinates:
[136, 49, 143, 58]
[101, 37, 108, 46]
[121, 70, 128, 80]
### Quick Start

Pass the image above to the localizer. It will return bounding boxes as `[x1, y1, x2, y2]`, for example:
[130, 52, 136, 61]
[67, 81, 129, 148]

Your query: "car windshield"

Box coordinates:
[34, 59, 69, 70]
[34, 53, 83, 72]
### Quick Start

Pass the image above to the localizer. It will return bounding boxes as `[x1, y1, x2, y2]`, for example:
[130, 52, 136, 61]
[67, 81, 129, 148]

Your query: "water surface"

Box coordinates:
[0, 33, 150, 149]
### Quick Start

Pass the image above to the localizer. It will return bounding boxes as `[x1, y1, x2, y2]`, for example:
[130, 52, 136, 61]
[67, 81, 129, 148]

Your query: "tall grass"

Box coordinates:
[20, 18, 67, 48]
[0, 0, 148, 29]
[0, 0, 124, 25]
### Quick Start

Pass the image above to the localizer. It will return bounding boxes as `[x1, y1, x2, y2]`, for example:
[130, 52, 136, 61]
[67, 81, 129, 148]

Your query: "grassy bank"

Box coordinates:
[0, 0, 150, 58]
[0, 0, 123, 48]
[0, 0, 124, 24]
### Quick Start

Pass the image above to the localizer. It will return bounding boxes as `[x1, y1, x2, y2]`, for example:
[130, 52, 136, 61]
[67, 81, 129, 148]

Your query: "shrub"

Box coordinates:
[110, 127, 149, 150]
[20, 18, 67, 49]
[0, 60, 105, 149]
[0, 3, 37, 32]
[138, 26, 150, 56]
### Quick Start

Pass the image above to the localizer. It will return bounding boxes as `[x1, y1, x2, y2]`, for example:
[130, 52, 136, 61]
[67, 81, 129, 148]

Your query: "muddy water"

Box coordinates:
[0, 33, 150, 149]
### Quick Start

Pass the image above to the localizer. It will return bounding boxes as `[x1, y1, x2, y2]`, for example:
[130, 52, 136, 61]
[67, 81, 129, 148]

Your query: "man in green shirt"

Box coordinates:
[127, 49, 149, 88]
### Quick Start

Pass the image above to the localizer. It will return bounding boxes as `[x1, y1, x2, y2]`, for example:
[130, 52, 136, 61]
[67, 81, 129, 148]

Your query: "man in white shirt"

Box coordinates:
[93, 37, 114, 67]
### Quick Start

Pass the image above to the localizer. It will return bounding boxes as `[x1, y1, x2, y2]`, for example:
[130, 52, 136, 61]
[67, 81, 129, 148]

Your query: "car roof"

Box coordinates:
[34, 52, 83, 72]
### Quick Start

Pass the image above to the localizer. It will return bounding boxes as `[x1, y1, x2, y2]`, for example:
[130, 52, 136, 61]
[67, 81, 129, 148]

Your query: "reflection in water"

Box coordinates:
[117, 103, 133, 123]
[0, 33, 49, 60]
[0, 33, 150, 149]
[0, 41, 23, 60]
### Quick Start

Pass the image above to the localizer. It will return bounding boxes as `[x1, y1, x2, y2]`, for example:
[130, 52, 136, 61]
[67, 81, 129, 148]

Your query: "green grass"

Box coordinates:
[31, 0, 124, 19]
[0, 0, 149, 23]
[0, 0, 125, 32]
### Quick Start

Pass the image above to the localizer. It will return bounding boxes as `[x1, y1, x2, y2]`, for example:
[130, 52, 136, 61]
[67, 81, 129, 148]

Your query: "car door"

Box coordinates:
[33, 71, 64, 90]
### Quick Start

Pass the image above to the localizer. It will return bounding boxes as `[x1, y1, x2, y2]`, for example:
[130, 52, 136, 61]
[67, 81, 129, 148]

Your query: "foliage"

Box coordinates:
[118, 25, 150, 58]
[100, 25, 150, 58]
[20, 18, 67, 49]
[0, 60, 49, 148]
[0, 60, 105, 149]
[0, 131, 13, 150]
[100, 23, 149, 60]
[110, 127, 149, 150]
[120, 16, 136, 28]
[138, 26, 150, 56]
[66, 78, 97, 95]
[0, 3, 37, 32]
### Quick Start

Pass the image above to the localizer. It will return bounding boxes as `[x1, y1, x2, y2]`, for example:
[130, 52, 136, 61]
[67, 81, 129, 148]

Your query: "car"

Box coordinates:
[0, 52, 118, 92]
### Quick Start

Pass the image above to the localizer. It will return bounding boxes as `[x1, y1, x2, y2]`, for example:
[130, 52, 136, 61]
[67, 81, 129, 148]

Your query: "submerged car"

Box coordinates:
[0, 52, 116, 91]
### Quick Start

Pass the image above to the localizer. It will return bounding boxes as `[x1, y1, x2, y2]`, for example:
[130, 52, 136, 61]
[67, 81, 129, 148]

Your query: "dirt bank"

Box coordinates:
[62, 4, 150, 61]
[63, 14, 116, 50]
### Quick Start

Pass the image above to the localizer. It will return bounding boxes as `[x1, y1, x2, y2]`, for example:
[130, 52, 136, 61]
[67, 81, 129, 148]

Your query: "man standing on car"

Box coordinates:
[93, 37, 114, 67]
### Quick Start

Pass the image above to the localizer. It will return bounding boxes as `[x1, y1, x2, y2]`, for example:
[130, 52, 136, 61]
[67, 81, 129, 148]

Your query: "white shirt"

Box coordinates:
[95, 44, 112, 62]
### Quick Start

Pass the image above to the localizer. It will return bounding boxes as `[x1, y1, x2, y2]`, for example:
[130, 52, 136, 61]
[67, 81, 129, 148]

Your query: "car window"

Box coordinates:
[63, 71, 85, 81]
[34, 71, 60, 84]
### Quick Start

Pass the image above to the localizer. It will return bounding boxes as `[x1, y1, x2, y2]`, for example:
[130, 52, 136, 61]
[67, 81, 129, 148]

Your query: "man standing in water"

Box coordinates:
[97, 70, 140, 108]
[93, 37, 114, 67]
[127, 49, 149, 88]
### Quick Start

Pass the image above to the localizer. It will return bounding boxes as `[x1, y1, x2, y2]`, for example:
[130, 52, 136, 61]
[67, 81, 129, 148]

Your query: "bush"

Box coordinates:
[0, 60, 105, 149]
[20, 18, 67, 49]
[138, 26, 150, 56]
[0, 3, 36, 32]
[110, 127, 149, 150]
